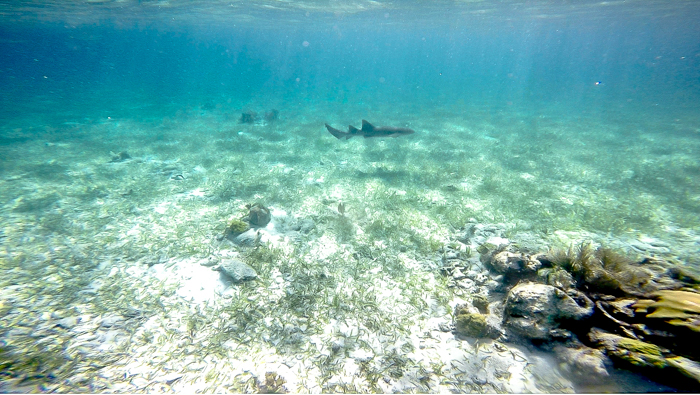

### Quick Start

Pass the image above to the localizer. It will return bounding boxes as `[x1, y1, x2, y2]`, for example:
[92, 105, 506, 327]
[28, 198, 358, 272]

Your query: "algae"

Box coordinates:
[226, 219, 250, 236]
[455, 310, 488, 338]
[548, 243, 660, 295]
[617, 338, 663, 357]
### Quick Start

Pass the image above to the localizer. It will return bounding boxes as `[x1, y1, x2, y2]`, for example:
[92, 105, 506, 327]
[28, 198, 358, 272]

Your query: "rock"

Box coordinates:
[455, 312, 488, 337]
[458, 222, 507, 246]
[554, 344, 609, 383]
[472, 295, 489, 314]
[214, 259, 257, 283]
[225, 219, 250, 238]
[244, 203, 271, 227]
[668, 266, 700, 285]
[489, 251, 542, 275]
[233, 229, 259, 246]
[197, 256, 219, 267]
[55, 316, 80, 329]
[589, 328, 667, 369]
[666, 356, 700, 383]
[590, 328, 700, 385]
[454, 304, 500, 339]
[504, 283, 594, 340]
[109, 151, 131, 162]
[543, 267, 575, 289]
[452, 267, 467, 280]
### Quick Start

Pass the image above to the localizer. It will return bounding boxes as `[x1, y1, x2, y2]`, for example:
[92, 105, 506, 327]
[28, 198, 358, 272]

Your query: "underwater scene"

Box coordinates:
[1, 0, 700, 393]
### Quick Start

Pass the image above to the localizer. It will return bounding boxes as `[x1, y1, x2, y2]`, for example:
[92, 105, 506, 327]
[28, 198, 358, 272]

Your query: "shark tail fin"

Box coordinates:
[325, 124, 347, 140]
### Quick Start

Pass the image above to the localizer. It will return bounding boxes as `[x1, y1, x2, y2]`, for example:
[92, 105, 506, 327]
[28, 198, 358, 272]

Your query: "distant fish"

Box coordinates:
[240, 111, 257, 124]
[264, 109, 279, 122]
[325, 120, 415, 140]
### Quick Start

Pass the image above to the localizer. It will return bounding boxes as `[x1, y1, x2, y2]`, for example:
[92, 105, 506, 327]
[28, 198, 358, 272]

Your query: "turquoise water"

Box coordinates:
[1, 1, 699, 393]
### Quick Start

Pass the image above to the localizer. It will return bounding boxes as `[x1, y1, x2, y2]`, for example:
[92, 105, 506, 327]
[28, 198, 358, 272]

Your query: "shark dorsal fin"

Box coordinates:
[349, 125, 360, 134]
[361, 120, 375, 132]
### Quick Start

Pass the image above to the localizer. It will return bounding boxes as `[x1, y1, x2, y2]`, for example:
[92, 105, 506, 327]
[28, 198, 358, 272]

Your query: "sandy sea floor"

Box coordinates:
[1, 101, 699, 392]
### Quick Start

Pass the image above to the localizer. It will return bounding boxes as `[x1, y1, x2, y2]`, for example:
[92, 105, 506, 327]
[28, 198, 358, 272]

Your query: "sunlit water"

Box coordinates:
[1, 1, 699, 393]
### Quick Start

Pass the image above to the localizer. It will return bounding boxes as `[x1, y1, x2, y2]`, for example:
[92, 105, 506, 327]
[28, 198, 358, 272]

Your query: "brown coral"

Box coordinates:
[633, 290, 700, 331]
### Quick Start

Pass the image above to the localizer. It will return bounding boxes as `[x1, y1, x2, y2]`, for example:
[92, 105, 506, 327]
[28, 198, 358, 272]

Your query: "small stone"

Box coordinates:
[55, 316, 80, 329]
[198, 257, 219, 267]
[452, 268, 467, 280]
[485, 279, 503, 292]
[490, 251, 541, 274]
[331, 341, 343, 354]
[100, 315, 124, 328]
[351, 348, 374, 362]
[472, 295, 489, 314]
[109, 151, 131, 162]
[233, 229, 259, 246]
[445, 252, 459, 260]
[215, 259, 258, 283]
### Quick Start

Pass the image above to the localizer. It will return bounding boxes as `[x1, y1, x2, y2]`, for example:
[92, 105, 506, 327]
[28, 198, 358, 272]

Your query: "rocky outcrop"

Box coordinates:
[503, 282, 593, 340]
[466, 239, 700, 389]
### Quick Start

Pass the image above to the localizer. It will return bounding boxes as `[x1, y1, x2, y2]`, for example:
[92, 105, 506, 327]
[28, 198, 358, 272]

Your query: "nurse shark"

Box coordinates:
[325, 120, 415, 140]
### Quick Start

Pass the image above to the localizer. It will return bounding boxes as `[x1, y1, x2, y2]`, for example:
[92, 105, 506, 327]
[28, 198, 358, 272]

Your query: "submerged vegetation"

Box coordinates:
[1, 104, 699, 392]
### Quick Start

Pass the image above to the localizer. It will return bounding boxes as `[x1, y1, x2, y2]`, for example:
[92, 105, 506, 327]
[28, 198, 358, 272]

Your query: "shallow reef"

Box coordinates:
[468, 241, 700, 389]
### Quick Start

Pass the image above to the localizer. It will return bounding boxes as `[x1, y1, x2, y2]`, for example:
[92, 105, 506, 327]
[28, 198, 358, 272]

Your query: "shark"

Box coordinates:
[325, 120, 415, 140]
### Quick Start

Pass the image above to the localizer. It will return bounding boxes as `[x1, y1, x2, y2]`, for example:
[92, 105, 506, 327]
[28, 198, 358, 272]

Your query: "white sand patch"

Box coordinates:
[309, 235, 340, 260]
[147, 258, 225, 305]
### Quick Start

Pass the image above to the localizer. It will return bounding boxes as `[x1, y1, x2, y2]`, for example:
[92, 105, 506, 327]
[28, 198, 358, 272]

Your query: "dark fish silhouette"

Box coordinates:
[240, 111, 257, 124]
[325, 120, 415, 140]
[264, 109, 279, 122]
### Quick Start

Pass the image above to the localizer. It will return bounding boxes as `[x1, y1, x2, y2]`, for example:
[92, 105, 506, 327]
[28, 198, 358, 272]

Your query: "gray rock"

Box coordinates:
[458, 222, 509, 246]
[467, 270, 489, 285]
[485, 279, 504, 292]
[588, 328, 668, 369]
[554, 344, 609, 383]
[197, 256, 219, 267]
[540, 267, 575, 289]
[233, 229, 259, 246]
[444, 252, 460, 260]
[489, 251, 542, 274]
[55, 316, 80, 329]
[452, 268, 467, 280]
[214, 259, 258, 283]
[504, 282, 594, 340]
